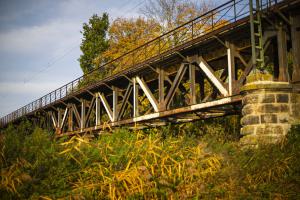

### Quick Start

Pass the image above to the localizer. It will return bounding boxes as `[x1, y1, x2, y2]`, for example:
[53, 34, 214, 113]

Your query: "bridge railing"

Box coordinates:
[0, 0, 281, 127]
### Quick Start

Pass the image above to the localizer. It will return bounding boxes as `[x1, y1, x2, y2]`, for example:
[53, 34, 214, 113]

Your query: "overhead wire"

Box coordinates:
[116, 0, 146, 18]
[23, 42, 79, 84]
[22, 0, 147, 84]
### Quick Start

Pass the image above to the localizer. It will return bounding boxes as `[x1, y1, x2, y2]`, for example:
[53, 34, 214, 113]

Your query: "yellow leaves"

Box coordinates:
[65, 130, 223, 199]
[0, 158, 32, 195]
[58, 135, 92, 166]
[94, 17, 161, 72]
[39, 196, 53, 200]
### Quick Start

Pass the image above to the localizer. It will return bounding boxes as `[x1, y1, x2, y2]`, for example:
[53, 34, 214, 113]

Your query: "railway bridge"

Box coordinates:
[1, 0, 300, 146]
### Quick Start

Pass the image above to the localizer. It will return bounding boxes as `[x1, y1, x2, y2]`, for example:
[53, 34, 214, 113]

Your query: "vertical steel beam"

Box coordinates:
[80, 100, 86, 131]
[96, 94, 101, 126]
[158, 67, 165, 110]
[189, 64, 196, 104]
[291, 13, 300, 82]
[112, 87, 119, 122]
[133, 77, 139, 117]
[277, 24, 289, 82]
[226, 41, 236, 95]
[68, 105, 73, 132]
[57, 108, 62, 129]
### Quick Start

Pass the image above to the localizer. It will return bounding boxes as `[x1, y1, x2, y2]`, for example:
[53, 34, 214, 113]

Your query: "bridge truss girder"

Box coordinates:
[1, 0, 300, 135]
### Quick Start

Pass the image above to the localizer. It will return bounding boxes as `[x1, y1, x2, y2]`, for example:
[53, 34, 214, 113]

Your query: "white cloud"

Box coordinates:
[0, 81, 64, 95]
[0, 20, 81, 56]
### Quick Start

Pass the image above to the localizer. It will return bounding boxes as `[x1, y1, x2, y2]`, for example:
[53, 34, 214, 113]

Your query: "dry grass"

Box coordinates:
[0, 121, 299, 199]
[58, 130, 222, 199]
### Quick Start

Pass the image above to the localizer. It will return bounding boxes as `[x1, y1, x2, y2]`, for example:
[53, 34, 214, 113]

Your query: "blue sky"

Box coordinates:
[0, 0, 142, 117]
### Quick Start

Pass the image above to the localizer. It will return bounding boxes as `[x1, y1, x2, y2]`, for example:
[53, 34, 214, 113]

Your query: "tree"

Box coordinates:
[78, 13, 109, 74]
[94, 17, 161, 73]
[140, 0, 213, 31]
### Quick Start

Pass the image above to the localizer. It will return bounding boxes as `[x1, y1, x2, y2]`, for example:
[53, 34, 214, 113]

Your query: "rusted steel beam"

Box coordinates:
[226, 41, 236, 95]
[112, 87, 119, 122]
[189, 64, 197, 104]
[95, 94, 101, 126]
[158, 67, 165, 110]
[133, 78, 139, 117]
[277, 24, 289, 82]
[291, 13, 300, 82]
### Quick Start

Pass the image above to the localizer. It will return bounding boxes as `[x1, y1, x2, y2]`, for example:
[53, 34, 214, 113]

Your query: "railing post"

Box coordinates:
[158, 37, 161, 56]
[211, 12, 214, 30]
[234, 0, 237, 22]
[191, 21, 194, 39]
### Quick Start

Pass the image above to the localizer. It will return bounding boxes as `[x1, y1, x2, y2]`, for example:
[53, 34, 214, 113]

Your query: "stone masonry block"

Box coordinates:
[258, 104, 279, 113]
[242, 94, 259, 105]
[242, 104, 254, 116]
[290, 93, 300, 103]
[241, 115, 260, 126]
[261, 114, 277, 123]
[240, 134, 284, 148]
[261, 94, 275, 103]
[258, 104, 289, 114]
[256, 134, 284, 144]
[239, 135, 259, 147]
[240, 125, 256, 136]
[255, 124, 286, 135]
[277, 113, 289, 123]
[276, 94, 289, 103]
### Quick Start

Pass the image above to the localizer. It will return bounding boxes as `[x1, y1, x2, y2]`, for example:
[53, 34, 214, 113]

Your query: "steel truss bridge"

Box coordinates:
[1, 0, 300, 136]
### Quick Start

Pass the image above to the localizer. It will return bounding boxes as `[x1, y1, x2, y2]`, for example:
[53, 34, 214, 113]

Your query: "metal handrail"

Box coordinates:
[0, 0, 281, 127]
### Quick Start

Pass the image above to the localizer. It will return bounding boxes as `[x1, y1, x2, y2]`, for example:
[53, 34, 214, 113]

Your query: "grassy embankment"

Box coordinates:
[0, 117, 299, 199]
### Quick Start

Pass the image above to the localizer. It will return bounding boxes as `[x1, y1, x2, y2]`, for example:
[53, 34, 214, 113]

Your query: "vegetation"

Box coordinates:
[1, 118, 299, 199]
[79, 13, 109, 74]
[141, 0, 213, 31]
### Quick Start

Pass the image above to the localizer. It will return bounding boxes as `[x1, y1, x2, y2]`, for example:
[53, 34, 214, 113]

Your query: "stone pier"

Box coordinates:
[240, 79, 300, 147]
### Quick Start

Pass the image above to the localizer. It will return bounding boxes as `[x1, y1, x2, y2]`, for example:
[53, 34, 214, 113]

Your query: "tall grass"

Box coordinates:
[0, 118, 299, 199]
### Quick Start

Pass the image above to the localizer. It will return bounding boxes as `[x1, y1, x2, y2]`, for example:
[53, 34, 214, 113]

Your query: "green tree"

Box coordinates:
[78, 13, 109, 74]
